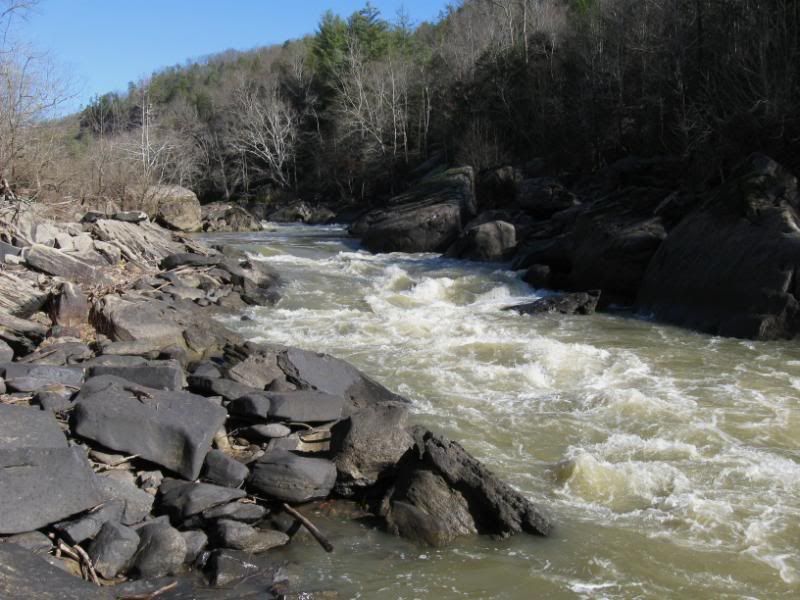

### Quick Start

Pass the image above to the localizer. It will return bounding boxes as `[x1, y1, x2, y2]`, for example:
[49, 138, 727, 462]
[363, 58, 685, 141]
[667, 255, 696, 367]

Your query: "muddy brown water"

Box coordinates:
[203, 224, 800, 599]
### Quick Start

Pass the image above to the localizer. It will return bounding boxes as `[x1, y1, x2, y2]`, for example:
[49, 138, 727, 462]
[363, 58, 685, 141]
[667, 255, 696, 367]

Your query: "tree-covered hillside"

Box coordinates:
[4, 0, 799, 206]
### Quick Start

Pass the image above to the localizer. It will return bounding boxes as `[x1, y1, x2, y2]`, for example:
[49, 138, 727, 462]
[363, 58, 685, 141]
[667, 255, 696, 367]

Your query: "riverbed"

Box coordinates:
[204, 224, 800, 599]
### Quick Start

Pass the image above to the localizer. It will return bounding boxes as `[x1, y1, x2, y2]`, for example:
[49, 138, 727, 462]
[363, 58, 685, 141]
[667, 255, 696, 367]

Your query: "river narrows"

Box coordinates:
[203, 224, 800, 599]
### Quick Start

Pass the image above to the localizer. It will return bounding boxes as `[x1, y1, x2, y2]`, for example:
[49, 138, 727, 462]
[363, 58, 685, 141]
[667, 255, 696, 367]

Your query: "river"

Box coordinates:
[203, 224, 800, 599]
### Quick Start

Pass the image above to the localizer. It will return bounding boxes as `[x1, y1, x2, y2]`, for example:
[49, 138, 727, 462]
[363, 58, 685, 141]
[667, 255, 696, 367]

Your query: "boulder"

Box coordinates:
[53, 499, 124, 544]
[87, 359, 185, 390]
[201, 202, 262, 232]
[516, 177, 580, 218]
[88, 521, 140, 579]
[96, 475, 155, 526]
[210, 520, 289, 553]
[152, 186, 202, 232]
[381, 427, 551, 546]
[130, 522, 187, 579]
[201, 502, 267, 523]
[0, 447, 103, 534]
[158, 479, 246, 521]
[25, 244, 110, 284]
[72, 375, 227, 479]
[267, 390, 344, 423]
[445, 220, 517, 261]
[0, 544, 112, 599]
[181, 529, 208, 564]
[248, 450, 337, 503]
[331, 403, 414, 496]
[276, 347, 409, 414]
[0, 404, 68, 449]
[638, 155, 800, 339]
[503, 290, 601, 316]
[202, 449, 250, 488]
[352, 167, 476, 253]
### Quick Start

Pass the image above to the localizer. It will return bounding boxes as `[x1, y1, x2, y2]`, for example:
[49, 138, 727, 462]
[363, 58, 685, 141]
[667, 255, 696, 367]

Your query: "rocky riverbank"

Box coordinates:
[0, 204, 551, 599]
[347, 154, 800, 341]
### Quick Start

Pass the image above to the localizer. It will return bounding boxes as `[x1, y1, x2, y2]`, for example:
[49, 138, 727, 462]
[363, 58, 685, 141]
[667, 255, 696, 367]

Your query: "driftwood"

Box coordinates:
[282, 503, 334, 553]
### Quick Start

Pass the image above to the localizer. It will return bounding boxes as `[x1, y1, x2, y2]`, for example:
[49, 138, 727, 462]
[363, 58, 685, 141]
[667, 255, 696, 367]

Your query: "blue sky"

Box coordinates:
[18, 0, 451, 112]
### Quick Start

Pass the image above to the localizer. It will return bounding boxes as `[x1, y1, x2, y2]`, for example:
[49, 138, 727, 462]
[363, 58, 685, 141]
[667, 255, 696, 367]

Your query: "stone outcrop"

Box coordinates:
[351, 167, 476, 253]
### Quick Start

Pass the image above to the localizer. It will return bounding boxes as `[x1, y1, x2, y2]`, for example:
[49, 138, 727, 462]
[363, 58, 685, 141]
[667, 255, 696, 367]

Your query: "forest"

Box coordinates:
[2, 0, 799, 207]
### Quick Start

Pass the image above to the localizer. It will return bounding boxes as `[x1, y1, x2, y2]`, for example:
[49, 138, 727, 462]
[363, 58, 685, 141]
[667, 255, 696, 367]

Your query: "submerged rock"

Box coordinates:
[503, 290, 601, 316]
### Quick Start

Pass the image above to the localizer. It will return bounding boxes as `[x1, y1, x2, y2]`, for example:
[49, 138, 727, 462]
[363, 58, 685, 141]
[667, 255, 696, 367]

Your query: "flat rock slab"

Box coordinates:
[0, 363, 85, 387]
[0, 404, 67, 449]
[267, 390, 344, 423]
[249, 450, 336, 503]
[25, 243, 111, 284]
[159, 479, 247, 521]
[0, 544, 112, 600]
[73, 375, 227, 479]
[88, 359, 185, 390]
[0, 447, 103, 534]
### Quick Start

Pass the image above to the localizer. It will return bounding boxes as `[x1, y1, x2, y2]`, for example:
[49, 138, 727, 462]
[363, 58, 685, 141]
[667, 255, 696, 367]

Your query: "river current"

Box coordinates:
[203, 224, 800, 599]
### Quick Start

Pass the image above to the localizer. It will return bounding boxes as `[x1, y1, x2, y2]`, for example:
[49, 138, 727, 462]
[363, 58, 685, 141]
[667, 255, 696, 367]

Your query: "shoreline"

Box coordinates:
[0, 205, 550, 598]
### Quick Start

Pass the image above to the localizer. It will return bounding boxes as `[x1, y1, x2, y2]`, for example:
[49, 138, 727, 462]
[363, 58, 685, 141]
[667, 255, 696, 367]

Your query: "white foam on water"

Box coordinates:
[215, 225, 800, 596]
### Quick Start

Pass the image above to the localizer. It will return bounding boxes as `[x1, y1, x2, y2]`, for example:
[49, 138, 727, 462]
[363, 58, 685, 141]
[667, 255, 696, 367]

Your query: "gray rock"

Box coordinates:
[25, 244, 110, 284]
[0, 531, 52, 554]
[211, 520, 289, 553]
[181, 529, 208, 564]
[0, 544, 112, 599]
[277, 347, 409, 414]
[96, 475, 155, 526]
[445, 220, 517, 262]
[201, 502, 267, 523]
[205, 549, 282, 588]
[87, 359, 185, 391]
[224, 346, 285, 389]
[249, 450, 336, 503]
[159, 479, 246, 521]
[331, 403, 414, 496]
[0, 363, 84, 387]
[203, 449, 250, 488]
[190, 360, 222, 379]
[88, 521, 140, 579]
[201, 202, 262, 233]
[244, 423, 291, 440]
[267, 390, 344, 423]
[0, 339, 13, 362]
[33, 387, 74, 413]
[0, 404, 67, 449]
[0, 447, 103, 534]
[188, 375, 260, 401]
[503, 290, 601, 316]
[382, 427, 551, 546]
[352, 167, 476, 253]
[228, 393, 271, 420]
[53, 499, 124, 544]
[131, 522, 187, 579]
[19, 341, 92, 365]
[73, 375, 227, 479]
[160, 253, 221, 270]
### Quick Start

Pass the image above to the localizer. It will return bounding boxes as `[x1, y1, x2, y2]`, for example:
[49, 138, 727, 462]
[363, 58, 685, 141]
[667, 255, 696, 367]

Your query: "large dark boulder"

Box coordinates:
[248, 450, 337, 503]
[516, 177, 580, 218]
[201, 202, 262, 232]
[352, 167, 476, 253]
[0, 447, 103, 534]
[72, 375, 227, 479]
[331, 403, 414, 497]
[0, 544, 112, 599]
[276, 346, 409, 415]
[638, 155, 800, 339]
[0, 404, 68, 449]
[445, 220, 517, 262]
[381, 428, 551, 546]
